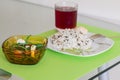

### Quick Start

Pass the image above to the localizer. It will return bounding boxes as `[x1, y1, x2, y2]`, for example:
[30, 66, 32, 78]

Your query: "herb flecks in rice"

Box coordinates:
[50, 27, 93, 54]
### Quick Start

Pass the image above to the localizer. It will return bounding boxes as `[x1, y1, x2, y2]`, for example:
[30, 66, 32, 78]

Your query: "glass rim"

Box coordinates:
[55, 1, 78, 8]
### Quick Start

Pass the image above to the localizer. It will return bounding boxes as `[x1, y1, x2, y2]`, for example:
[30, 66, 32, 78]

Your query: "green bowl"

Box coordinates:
[2, 35, 48, 65]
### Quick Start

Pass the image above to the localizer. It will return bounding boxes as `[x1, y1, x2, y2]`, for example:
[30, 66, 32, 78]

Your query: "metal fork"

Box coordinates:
[90, 34, 120, 39]
[90, 34, 106, 40]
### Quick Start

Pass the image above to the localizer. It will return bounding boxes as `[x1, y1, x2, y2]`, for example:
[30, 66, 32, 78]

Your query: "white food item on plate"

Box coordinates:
[50, 27, 93, 51]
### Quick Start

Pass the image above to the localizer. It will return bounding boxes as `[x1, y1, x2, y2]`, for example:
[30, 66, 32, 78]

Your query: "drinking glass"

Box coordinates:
[55, 1, 78, 29]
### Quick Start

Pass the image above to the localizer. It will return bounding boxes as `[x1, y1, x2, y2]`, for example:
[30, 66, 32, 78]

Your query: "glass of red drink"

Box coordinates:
[55, 1, 78, 29]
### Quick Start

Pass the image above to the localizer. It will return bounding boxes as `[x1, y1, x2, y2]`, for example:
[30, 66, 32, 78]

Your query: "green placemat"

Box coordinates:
[0, 23, 120, 80]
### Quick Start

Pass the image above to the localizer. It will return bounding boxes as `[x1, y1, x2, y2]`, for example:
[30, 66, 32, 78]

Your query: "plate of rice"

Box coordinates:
[47, 27, 114, 57]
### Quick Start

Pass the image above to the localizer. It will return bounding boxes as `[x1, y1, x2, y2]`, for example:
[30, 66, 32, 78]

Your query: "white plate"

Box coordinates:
[47, 33, 114, 57]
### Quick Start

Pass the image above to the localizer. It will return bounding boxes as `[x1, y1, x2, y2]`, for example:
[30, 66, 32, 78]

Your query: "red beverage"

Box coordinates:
[55, 7, 77, 29]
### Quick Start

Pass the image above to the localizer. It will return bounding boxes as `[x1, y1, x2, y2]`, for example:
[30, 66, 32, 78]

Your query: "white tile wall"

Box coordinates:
[19, 0, 120, 25]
